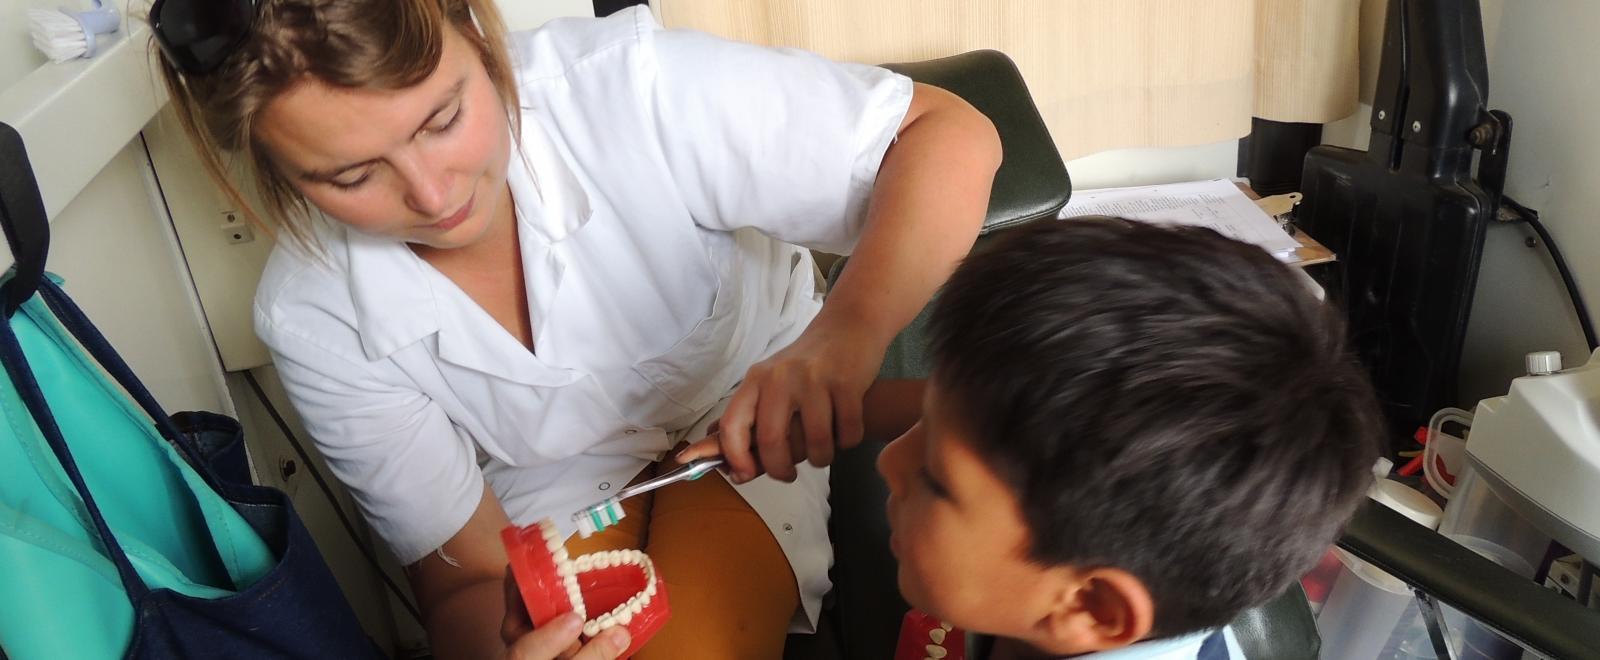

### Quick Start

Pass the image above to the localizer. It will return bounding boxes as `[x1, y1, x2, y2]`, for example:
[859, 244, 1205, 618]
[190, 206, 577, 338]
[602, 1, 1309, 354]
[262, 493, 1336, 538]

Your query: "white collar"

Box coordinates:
[1073, 629, 1223, 660]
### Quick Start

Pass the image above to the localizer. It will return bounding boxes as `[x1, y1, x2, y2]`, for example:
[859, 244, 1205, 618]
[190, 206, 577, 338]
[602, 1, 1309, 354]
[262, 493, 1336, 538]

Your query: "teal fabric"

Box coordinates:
[0, 282, 273, 660]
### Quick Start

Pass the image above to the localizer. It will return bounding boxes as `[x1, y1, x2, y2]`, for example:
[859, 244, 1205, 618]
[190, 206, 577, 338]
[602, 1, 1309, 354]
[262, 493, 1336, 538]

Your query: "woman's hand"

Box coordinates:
[681, 82, 997, 484]
[500, 569, 630, 660]
[687, 318, 889, 483]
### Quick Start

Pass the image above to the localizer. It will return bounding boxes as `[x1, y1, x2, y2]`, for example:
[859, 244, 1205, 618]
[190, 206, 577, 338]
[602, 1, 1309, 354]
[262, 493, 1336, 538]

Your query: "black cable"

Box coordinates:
[242, 371, 424, 624]
[1503, 196, 1599, 352]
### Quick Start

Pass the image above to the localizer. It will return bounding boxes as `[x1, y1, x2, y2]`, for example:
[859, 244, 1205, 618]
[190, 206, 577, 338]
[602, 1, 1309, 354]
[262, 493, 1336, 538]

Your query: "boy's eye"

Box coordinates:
[919, 467, 950, 499]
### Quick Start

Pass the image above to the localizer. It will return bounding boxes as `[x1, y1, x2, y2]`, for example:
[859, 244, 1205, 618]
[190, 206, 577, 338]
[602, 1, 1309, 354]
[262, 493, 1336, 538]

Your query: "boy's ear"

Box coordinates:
[1039, 567, 1154, 654]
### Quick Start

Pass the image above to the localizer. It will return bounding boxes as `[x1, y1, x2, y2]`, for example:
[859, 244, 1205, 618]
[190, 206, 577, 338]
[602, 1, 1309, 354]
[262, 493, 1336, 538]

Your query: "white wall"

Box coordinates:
[1, 0, 50, 84]
[1454, 1, 1600, 405]
[501, 0, 595, 30]
[43, 142, 231, 413]
[1066, 141, 1239, 191]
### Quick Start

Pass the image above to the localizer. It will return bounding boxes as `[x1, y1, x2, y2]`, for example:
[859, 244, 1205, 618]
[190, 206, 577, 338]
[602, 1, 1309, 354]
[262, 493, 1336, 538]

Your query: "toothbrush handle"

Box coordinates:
[614, 458, 725, 500]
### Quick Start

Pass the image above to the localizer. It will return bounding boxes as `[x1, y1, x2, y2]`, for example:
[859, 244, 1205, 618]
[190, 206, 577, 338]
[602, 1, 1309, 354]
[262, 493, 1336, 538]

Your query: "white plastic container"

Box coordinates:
[1432, 464, 1550, 660]
[1438, 534, 1536, 660]
[1316, 480, 1443, 660]
[1438, 467, 1551, 579]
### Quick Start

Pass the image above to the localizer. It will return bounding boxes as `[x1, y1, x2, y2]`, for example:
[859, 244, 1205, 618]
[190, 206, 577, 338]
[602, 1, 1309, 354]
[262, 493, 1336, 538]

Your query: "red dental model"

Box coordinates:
[502, 519, 670, 658]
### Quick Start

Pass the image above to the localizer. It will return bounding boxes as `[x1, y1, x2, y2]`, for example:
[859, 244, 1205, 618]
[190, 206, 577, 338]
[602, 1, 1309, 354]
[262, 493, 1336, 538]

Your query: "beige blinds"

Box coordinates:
[657, 0, 1368, 159]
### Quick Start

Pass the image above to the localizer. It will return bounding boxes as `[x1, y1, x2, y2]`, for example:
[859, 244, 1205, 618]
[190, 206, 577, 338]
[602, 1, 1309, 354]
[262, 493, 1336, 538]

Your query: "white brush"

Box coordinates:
[28, 0, 121, 63]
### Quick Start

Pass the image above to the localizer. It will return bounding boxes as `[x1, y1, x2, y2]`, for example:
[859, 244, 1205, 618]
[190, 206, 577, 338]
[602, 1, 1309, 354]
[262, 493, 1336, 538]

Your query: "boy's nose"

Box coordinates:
[876, 436, 905, 493]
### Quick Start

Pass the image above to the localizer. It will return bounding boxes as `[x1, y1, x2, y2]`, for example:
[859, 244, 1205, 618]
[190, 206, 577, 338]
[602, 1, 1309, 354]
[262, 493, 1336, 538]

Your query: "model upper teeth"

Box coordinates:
[536, 519, 659, 637]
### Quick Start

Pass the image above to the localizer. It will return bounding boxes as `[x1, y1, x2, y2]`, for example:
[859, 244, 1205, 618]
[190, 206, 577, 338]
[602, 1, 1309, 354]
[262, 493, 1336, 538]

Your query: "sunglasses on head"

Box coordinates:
[150, 0, 258, 74]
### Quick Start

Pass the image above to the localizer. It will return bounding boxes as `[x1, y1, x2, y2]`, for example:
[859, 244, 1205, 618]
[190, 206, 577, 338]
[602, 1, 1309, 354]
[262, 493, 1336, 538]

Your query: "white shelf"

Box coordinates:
[0, 18, 167, 223]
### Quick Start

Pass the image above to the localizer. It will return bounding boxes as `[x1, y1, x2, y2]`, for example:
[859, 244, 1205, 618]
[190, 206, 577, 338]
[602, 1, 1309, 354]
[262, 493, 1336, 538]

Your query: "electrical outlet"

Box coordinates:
[221, 223, 255, 244]
[220, 210, 254, 244]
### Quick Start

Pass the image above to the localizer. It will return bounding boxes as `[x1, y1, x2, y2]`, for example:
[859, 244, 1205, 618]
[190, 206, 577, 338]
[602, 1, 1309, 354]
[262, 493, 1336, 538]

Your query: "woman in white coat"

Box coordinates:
[152, 0, 998, 657]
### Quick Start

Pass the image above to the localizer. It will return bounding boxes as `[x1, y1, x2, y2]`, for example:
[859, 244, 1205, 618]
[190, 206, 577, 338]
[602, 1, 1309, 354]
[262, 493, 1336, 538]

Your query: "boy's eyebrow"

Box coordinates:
[299, 77, 468, 182]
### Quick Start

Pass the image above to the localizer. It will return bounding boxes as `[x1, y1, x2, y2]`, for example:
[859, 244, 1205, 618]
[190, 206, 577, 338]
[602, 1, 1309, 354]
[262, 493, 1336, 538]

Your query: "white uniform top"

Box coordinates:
[252, 6, 912, 631]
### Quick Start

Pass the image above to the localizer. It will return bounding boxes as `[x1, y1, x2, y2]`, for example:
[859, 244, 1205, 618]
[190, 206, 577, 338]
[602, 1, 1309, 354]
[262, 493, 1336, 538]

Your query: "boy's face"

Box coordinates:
[876, 382, 1075, 647]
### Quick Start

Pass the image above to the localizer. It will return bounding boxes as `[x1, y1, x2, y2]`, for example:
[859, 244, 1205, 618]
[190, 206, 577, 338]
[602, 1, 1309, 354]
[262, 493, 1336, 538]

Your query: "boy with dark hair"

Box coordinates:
[875, 216, 1385, 658]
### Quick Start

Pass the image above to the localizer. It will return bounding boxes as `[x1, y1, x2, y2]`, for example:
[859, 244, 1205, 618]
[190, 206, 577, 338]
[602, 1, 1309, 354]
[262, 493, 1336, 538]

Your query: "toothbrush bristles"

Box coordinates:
[572, 499, 625, 538]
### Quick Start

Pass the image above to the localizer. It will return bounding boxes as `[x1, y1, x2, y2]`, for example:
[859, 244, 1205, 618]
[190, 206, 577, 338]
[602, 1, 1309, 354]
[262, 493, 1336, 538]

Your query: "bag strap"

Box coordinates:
[0, 123, 50, 320]
[0, 308, 151, 600]
[36, 280, 219, 487]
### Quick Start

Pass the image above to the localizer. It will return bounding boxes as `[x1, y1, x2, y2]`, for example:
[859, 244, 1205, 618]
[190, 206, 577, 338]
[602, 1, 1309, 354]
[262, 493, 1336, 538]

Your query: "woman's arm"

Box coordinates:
[406, 485, 516, 659]
[715, 83, 1000, 482]
[817, 82, 1000, 349]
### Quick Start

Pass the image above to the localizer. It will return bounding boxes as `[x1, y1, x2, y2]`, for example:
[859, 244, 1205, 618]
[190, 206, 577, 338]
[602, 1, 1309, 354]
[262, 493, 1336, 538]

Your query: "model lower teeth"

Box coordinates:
[536, 520, 659, 636]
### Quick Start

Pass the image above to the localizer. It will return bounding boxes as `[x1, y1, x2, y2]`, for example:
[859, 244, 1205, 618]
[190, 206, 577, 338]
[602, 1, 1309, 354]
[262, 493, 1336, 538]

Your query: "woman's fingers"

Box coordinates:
[714, 354, 870, 481]
[754, 376, 799, 482]
[715, 381, 763, 482]
[502, 567, 533, 645]
[800, 392, 836, 467]
[674, 435, 723, 463]
[832, 382, 865, 451]
[567, 628, 631, 660]
[503, 613, 584, 659]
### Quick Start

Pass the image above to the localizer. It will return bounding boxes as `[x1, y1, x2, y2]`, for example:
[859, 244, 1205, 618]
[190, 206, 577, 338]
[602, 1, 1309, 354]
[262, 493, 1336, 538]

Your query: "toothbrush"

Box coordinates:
[571, 457, 726, 538]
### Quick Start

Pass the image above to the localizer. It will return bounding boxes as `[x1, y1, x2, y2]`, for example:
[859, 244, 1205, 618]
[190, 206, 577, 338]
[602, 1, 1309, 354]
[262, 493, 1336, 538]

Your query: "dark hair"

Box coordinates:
[927, 216, 1383, 637]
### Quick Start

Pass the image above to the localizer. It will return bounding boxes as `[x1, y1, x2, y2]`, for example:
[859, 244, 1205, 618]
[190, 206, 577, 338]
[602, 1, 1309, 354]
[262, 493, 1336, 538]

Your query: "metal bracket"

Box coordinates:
[1416, 588, 1458, 660]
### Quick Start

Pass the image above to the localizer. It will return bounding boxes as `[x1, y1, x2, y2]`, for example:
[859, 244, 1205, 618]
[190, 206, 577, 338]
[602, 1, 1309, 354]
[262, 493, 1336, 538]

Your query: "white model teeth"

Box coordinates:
[533, 521, 659, 637]
[581, 552, 660, 635]
[538, 520, 587, 621]
[613, 602, 633, 625]
[924, 619, 953, 660]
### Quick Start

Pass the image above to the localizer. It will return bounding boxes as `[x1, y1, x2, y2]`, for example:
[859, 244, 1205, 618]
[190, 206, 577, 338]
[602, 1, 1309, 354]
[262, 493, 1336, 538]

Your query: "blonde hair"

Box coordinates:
[154, 0, 520, 249]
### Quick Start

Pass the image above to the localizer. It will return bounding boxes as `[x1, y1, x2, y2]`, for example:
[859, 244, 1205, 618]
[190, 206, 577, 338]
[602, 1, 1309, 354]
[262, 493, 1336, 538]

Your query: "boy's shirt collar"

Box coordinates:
[968, 627, 1237, 660]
